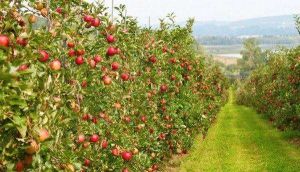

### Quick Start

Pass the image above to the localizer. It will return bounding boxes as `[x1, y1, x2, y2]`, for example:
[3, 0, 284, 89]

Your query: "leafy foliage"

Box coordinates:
[0, 1, 228, 171]
[236, 47, 300, 131]
[296, 15, 300, 35]
[237, 38, 266, 78]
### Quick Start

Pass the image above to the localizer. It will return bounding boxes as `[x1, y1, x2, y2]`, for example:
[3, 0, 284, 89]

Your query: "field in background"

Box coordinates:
[212, 55, 239, 66]
[206, 43, 299, 68]
[205, 43, 298, 54]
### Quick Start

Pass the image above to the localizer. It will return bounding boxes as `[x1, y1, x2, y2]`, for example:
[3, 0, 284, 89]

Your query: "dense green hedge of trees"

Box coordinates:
[236, 46, 300, 130]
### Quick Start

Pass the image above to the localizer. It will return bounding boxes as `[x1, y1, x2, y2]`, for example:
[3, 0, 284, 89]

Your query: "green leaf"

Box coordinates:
[0, 71, 12, 82]
[9, 97, 27, 108]
[12, 116, 27, 138]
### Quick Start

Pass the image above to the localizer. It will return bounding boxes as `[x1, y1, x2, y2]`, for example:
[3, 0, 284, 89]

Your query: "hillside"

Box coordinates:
[193, 15, 299, 36]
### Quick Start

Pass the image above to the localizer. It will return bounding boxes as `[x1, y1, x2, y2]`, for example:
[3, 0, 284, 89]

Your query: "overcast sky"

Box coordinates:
[90, 0, 300, 24]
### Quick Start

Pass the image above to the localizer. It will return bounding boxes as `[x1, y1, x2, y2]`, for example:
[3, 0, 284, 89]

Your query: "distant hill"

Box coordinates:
[193, 15, 299, 36]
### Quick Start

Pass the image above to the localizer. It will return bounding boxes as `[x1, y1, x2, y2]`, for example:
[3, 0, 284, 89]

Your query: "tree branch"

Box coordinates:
[46, 0, 51, 31]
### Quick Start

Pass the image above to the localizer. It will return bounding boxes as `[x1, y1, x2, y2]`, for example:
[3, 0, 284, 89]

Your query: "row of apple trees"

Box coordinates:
[0, 1, 228, 171]
[236, 46, 300, 131]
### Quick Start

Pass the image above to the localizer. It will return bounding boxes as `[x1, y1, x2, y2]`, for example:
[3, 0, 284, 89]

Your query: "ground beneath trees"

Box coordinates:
[169, 91, 300, 172]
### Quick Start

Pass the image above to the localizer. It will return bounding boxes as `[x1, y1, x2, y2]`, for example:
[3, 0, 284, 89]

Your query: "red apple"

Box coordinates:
[49, 60, 61, 71]
[90, 134, 99, 143]
[101, 140, 108, 149]
[102, 75, 112, 85]
[17, 64, 29, 71]
[111, 62, 119, 71]
[88, 59, 96, 68]
[76, 49, 85, 56]
[83, 15, 93, 22]
[114, 102, 122, 109]
[115, 47, 121, 54]
[161, 106, 167, 112]
[82, 114, 91, 121]
[56, 7, 62, 14]
[99, 112, 106, 119]
[101, 66, 108, 72]
[152, 164, 159, 170]
[111, 148, 119, 156]
[184, 75, 190, 81]
[15, 161, 24, 172]
[67, 42, 75, 48]
[160, 99, 167, 105]
[68, 49, 76, 57]
[124, 116, 131, 123]
[78, 134, 85, 143]
[121, 73, 129, 81]
[81, 80, 88, 88]
[38, 128, 50, 142]
[122, 168, 129, 172]
[106, 35, 115, 43]
[121, 151, 133, 161]
[23, 155, 33, 166]
[83, 142, 90, 148]
[106, 47, 116, 56]
[16, 37, 28, 46]
[170, 75, 176, 81]
[84, 159, 91, 166]
[169, 58, 177, 64]
[92, 117, 98, 124]
[162, 46, 168, 53]
[38, 50, 49, 62]
[132, 148, 139, 155]
[26, 140, 39, 154]
[75, 56, 84, 65]
[91, 18, 101, 27]
[149, 128, 154, 134]
[160, 84, 168, 93]
[107, 24, 116, 32]
[93, 55, 102, 63]
[141, 116, 147, 123]
[0, 35, 9, 47]
[149, 55, 157, 63]
[28, 15, 37, 24]
[18, 20, 26, 27]
[158, 133, 165, 140]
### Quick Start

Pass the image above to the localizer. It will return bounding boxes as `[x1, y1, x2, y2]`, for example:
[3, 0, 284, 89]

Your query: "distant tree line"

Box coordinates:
[296, 15, 300, 34]
[207, 16, 300, 81]
[237, 38, 267, 78]
[197, 35, 300, 46]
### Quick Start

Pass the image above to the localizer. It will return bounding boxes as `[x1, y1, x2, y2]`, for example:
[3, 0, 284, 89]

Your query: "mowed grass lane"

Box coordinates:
[178, 91, 300, 172]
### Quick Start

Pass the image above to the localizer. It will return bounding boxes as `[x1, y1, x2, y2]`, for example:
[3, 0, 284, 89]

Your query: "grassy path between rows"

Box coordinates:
[177, 90, 300, 172]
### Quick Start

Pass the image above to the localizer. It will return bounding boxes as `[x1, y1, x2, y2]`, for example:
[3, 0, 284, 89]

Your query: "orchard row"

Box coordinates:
[236, 47, 300, 130]
[0, 1, 228, 171]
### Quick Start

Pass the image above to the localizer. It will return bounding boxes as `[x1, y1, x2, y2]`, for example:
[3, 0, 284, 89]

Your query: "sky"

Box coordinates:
[90, 0, 300, 25]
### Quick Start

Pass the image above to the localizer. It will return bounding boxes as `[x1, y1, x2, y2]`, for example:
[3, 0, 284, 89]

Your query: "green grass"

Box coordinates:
[179, 90, 300, 172]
